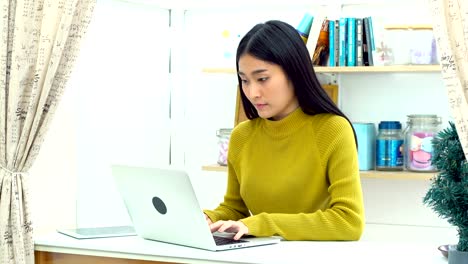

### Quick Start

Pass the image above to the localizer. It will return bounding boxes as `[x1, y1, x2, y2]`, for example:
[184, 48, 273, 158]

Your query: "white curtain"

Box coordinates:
[429, 0, 468, 159]
[0, 0, 95, 263]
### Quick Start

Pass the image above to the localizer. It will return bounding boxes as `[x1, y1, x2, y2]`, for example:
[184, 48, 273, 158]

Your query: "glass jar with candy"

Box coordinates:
[216, 128, 233, 166]
[404, 115, 442, 172]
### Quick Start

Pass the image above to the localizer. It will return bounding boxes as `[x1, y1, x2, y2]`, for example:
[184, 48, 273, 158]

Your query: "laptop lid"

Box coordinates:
[112, 165, 280, 251]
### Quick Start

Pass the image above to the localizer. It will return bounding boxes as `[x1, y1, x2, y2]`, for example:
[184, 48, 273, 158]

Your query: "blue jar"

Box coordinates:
[376, 121, 404, 171]
[352, 123, 376, 171]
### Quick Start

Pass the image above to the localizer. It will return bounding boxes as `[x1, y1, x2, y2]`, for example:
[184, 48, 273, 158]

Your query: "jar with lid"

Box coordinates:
[216, 128, 233, 166]
[375, 121, 404, 171]
[404, 115, 442, 172]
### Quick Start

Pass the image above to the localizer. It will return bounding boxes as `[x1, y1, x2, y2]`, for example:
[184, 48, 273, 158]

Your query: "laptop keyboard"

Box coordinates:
[213, 236, 249, 246]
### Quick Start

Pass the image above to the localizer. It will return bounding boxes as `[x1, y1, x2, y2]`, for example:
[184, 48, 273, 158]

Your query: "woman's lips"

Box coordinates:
[255, 103, 267, 110]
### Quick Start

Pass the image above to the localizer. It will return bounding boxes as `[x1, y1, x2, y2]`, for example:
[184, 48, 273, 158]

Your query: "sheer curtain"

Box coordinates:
[0, 0, 95, 263]
[429, 0, 468, 159]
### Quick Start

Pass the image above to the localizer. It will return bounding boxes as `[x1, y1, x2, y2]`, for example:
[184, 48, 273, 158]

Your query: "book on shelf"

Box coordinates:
[338, 17, 347, 66]
[328, 20, 335, 67]
[308, 15, 375, 68]
[356, 18, 363, 66]
[347, 17, 356, 67]
[328, 20, 340, 67]
[333, 20, 339, 67]
[305, 14, 326, 62]
[368, 16, 375, 52]
[363, 17, 374, 66]
[312, 18, 330, 66]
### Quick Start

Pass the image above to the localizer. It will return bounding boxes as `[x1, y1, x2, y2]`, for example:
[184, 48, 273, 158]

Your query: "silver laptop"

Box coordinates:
[112, 164, 280, 251]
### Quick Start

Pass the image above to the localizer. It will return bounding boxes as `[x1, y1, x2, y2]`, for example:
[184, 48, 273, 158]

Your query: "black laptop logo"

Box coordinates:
[152, 196, 167, 215]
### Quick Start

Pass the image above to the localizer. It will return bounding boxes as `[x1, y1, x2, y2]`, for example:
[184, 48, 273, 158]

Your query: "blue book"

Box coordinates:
[356, 18, 363, 66]
[338, 17, 347, 66]
[347, 17, 356, 67]
[334, 20, 339, 67]
[328, 20, 335, 67]
[363, 17, 373, 66]
[368, 16, 375, 51]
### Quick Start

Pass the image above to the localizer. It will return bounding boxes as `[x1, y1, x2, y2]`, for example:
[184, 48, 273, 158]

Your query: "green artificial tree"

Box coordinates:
[423, 122, 468, 252]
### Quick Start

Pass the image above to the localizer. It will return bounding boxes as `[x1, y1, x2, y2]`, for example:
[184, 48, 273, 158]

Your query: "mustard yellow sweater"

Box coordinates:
[204, 108, 365, 241]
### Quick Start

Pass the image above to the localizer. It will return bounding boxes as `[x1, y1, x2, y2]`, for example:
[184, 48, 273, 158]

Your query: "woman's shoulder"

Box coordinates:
[307, 114, 354, 142]
[231, 118, 260, 139]
[310, 113, 350, 129]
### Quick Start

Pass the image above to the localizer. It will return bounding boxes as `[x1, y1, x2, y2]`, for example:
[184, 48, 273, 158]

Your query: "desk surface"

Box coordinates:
[35, 224, 457, 264]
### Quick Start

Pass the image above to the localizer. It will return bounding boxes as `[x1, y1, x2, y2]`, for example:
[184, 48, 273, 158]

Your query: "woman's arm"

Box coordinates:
[203, 162, 250, 222]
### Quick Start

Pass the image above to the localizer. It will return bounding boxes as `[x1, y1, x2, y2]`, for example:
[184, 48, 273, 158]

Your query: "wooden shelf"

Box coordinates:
[359, 170, 436, 180]
[202, 164, 436, 180]
[202, 65, 441, 74]
[314, 65, 441, 73]
[202, 164, 230, 172]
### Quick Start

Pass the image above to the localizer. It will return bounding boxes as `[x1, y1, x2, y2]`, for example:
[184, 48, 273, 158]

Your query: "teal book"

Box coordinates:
[347, 17, 356, 67]
[338, 17, 347, 66]
[368, 16, 375, 51]
[328, 20, 335, 67]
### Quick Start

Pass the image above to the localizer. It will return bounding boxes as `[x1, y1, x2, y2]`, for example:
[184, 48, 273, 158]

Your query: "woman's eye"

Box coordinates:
[258, 77, 268, 82]
[241, 79, 248, 84]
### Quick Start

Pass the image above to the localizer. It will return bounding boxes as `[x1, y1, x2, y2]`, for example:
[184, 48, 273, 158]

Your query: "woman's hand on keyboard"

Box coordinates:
[209, 220, 249, 240]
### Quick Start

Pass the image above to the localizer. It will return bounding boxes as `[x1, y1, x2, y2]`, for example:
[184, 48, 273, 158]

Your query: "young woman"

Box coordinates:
[204, 20, 364, 241]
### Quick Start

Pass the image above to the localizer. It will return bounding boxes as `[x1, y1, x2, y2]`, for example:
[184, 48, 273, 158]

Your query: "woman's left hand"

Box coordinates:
[209, 220, 249, 240]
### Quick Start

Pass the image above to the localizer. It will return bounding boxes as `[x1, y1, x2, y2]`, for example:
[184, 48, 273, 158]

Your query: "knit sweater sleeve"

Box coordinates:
[203, 123, 251, 222]
[241, 116, 365, 241]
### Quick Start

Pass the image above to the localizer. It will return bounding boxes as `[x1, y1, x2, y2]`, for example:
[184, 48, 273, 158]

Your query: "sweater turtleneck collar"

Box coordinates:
[261, 107, 309, 138]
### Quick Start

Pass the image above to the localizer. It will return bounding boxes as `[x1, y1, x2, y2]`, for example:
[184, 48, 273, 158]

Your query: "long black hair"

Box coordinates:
[236, 20, 357, 147]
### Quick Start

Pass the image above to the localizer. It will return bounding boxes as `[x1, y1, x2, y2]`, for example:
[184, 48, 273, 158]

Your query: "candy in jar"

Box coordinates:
[216, 128, 232, 166]
[404, 115, 442, 172]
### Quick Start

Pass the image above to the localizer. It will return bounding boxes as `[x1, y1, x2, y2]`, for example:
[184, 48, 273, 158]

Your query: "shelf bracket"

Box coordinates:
[317, 72, 338, 85]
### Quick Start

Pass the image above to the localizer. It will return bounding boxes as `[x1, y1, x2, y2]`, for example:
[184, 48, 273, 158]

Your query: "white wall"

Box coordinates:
[72, 0, 171, 228]
[28, 0, 452, 233]
[31, 0, 172, 232]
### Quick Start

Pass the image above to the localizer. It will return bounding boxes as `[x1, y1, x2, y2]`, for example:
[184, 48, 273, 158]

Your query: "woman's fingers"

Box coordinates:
[209, 220, 249, 240]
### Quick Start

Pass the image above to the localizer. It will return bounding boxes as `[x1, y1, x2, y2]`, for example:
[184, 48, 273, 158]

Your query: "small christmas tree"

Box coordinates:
[423, 122, 468, 252]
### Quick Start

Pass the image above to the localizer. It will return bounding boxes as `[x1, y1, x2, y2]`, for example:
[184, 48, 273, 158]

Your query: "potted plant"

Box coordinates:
[423, 122, 468, 263]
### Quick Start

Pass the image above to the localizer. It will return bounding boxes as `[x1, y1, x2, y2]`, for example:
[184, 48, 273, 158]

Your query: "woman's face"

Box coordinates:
[238, 54, 299, 121]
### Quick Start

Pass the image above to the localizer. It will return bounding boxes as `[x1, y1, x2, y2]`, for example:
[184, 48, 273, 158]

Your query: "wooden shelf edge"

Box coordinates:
[314, 65, 441, 73]
[359, 170, 436, 180]
[202, 164, 436, 180]
[202, 65, 441, 74]
[202, 164, 229, 172]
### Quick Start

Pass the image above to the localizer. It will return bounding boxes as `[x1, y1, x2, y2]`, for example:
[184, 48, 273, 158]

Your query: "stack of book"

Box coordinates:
[300, 16, 376, 67]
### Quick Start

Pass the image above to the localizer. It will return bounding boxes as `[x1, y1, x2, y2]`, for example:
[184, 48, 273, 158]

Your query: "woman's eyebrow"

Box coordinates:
[238, 69, 268, 76]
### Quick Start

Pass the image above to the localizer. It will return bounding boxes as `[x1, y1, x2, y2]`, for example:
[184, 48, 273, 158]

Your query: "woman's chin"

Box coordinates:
[257, 112, 273, 119]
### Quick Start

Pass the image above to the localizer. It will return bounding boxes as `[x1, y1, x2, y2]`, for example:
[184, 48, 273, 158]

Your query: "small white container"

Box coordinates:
[384, 28, 412, 65]
[384, 25, 436, 65]
[409, 28, 435, 65]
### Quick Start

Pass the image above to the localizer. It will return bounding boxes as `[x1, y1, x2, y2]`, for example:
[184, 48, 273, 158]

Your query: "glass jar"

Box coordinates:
[376, 121, 404, 171]
[404, 115, 442, 172]
[216, 128, 232, 166]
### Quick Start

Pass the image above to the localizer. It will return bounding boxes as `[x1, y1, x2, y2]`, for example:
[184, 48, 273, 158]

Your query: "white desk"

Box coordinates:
[35, 224, 456, 264]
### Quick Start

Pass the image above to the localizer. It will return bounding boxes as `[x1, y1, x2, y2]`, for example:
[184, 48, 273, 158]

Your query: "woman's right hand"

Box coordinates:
[205, 214, 213, 225]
